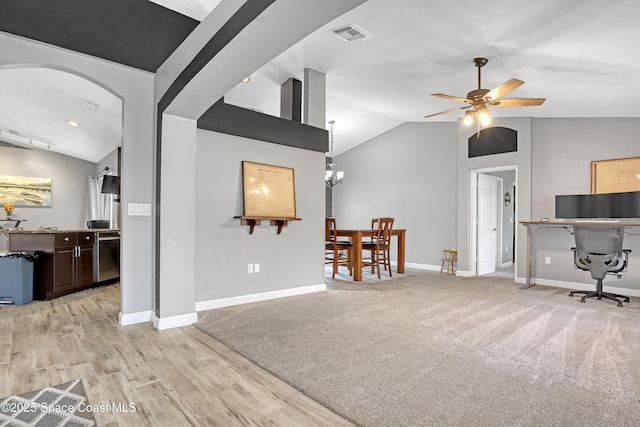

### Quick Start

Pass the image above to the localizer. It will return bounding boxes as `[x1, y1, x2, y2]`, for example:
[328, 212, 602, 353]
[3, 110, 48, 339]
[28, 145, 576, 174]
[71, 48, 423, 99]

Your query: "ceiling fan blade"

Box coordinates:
[431, 93, 472, 104]
[489, 98, 546, 107]
[424, 105, 472, 118]
[483, 78, 524, 102]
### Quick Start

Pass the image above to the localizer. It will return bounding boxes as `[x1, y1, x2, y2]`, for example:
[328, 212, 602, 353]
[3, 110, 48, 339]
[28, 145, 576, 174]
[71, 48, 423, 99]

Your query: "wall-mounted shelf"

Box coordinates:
[234, 216, 301, 235]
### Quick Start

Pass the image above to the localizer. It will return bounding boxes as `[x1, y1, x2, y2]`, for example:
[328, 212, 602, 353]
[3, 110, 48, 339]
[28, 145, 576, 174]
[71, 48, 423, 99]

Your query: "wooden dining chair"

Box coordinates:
[325, 217, 353, 278]
[362, 217, 394, 279]
[440, 249, 457, 274]
[369, 218, 391, 271]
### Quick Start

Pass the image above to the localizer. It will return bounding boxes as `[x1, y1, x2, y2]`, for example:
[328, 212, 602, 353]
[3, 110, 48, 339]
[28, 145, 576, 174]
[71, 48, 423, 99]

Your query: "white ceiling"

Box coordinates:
[0, 67, 122, 163]
[226, 0, 640, 155]
[2, 0, 640, 161]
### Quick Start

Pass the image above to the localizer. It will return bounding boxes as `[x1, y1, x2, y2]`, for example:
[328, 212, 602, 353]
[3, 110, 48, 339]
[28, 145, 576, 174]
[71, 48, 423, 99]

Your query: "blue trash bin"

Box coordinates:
[0, 250, 38, 305]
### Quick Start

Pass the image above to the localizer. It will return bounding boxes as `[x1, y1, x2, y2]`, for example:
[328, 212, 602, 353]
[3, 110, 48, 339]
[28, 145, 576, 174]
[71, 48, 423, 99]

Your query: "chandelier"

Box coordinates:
[325, 120, 344, 188]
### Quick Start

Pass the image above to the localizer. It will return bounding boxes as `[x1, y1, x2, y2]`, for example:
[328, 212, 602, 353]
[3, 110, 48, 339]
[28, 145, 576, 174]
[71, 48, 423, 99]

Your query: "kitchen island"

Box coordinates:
[7, 229, 118, 300]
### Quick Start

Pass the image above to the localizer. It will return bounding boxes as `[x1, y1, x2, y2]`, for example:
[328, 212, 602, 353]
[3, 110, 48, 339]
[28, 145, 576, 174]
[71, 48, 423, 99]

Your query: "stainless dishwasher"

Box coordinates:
[94, 231, 120, 284]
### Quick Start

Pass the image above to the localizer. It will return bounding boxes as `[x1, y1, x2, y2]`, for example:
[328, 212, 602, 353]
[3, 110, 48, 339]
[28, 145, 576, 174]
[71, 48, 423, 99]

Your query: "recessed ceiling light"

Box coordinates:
[67, 120, 80, 127]
[242, 77, 251, 83]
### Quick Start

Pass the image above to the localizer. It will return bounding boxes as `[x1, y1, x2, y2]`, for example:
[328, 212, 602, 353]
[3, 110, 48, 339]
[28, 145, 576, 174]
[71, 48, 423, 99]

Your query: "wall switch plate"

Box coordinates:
[247, 264, 253, 274]
[128, 203, 152, 216]
[254, 263, 260, 273]
[545, 257, 551, 265]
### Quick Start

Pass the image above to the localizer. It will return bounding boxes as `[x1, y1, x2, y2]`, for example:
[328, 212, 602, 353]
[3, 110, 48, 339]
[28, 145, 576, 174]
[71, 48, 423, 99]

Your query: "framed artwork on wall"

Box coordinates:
[241, 161, 296, 218]
[591, 157, 640, 194]
[0, 175, 52, 207]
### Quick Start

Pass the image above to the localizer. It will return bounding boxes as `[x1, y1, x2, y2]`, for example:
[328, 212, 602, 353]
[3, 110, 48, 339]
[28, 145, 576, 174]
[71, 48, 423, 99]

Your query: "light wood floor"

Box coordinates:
[0, 284, 353, 426]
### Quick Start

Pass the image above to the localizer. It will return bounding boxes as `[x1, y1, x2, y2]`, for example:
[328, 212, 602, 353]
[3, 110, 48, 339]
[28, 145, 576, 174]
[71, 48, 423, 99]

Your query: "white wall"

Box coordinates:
[195, 130, 326, 302]
[333, 122, 458, 268]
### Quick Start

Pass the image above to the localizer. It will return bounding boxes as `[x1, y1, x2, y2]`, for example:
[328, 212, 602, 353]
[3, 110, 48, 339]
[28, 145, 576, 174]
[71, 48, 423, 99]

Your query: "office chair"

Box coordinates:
[568, 225, 631, 307]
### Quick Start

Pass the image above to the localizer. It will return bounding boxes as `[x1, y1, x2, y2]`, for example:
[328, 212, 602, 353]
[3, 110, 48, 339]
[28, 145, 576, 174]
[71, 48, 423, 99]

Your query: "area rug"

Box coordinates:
[0, 380, 95, 426]
[196, 272, 640, 427]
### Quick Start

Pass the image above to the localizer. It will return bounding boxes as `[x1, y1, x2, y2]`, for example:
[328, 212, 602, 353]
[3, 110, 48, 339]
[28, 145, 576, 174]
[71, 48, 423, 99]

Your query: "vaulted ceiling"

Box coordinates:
[1, 0, 639, 161]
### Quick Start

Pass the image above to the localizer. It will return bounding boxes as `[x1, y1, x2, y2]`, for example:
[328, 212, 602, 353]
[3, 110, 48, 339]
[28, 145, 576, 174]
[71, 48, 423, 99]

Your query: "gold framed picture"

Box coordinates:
[242, 161, 296, 218]
[591, 157, 640, 194]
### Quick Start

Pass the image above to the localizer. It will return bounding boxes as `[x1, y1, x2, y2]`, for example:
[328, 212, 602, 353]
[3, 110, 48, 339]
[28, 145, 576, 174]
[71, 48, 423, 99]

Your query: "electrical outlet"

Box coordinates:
[254, 263, 260, 273]
[247, 264, 253, 274]
[545, 257, 551, 265]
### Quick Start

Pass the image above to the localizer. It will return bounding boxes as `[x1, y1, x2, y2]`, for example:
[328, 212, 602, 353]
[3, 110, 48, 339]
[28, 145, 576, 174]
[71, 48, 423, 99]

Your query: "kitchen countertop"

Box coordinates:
[6, 229, 120, 234]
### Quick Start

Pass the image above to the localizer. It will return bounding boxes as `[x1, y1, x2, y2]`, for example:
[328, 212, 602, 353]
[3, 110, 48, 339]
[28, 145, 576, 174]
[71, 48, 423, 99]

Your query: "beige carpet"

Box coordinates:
[196, 271, 640, 426]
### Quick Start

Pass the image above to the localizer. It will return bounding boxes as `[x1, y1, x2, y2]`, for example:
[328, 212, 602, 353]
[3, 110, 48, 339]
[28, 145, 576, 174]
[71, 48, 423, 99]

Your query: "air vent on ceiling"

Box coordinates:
[332, 24, 369, 42]
[81, 99, 100, 111]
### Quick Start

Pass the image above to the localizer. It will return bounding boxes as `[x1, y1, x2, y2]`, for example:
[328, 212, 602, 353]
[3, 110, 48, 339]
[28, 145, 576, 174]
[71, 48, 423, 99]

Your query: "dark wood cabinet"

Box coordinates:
[9, 231, 95, 300]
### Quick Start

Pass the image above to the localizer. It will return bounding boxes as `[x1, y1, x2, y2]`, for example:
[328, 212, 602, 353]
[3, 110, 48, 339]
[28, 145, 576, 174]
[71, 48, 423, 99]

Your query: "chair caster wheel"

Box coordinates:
[624, 298, 630, 302]
[569, 292, 574, 297]
[580, 299, 586, 303]
[617, 303, 623, 307]
[597, 296, 602, 300]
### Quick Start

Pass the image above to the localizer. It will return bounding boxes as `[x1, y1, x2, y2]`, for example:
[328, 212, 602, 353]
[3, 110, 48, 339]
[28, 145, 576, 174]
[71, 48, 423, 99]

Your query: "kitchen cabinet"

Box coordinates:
[8, 231, 95, 300]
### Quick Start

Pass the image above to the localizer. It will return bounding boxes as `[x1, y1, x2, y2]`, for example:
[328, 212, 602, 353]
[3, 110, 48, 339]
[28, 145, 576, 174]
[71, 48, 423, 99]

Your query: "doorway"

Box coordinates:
[470, 166, 517, 277]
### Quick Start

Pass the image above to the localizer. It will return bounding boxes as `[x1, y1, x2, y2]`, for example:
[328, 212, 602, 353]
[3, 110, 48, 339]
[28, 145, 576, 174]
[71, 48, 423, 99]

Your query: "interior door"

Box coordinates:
[477, 174, 499, 275]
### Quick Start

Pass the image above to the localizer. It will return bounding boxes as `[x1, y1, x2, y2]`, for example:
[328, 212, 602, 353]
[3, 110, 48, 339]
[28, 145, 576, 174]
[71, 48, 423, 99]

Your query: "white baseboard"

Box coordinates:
[394, 261, 469, 276]
[399, 262, 441, 271]
[500, 261, 513, 268]
[455, 270, 473, 277]
[196, 283, 326, 312]
[152, 312, 198, 330]
[515, 276, 640, 297]
[119, 310, 153, 326]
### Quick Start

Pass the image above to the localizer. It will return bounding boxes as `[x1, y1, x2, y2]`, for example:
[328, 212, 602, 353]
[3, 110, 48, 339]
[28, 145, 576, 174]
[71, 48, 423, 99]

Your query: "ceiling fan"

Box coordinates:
[425, 58, 546, 125]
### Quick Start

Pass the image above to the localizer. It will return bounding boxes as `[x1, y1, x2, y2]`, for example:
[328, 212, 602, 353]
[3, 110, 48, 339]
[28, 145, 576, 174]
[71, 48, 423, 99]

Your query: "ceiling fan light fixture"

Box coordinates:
[478, 109, 491, 126]
[425, 58, 545, 121]
[464, 112, 474, 126]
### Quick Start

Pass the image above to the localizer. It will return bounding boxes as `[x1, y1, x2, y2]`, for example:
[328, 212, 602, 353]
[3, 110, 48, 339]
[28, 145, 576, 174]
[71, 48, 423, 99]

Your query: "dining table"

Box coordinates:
[335, 228, 406, 281]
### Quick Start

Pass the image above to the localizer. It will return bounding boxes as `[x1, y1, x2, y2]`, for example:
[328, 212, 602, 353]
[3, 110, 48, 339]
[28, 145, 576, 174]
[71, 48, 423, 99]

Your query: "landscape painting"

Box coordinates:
[0, 175, 52, 207]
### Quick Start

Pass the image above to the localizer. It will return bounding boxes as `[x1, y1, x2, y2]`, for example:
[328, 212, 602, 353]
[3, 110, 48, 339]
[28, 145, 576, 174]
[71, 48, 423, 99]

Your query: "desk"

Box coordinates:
[336, 229, 406, 281]
[520, 221, 640, 289]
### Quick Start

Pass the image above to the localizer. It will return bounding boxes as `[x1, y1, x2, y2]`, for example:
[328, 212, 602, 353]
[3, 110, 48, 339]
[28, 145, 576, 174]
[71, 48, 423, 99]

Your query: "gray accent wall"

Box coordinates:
[529, 118, 640, 289]
[0, 146, 95, 232]
[456, 118, 532, 278]
[332, 122, 458, 267]
[1, 32, 155, 319]
[195, 129, 326, 302]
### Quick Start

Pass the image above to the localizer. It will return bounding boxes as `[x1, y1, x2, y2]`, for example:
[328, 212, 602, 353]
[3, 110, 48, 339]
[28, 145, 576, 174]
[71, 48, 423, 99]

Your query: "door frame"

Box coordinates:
[469, 165, 518, 277]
